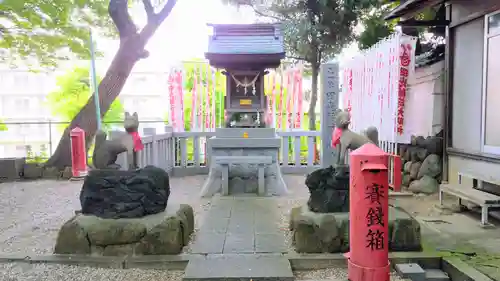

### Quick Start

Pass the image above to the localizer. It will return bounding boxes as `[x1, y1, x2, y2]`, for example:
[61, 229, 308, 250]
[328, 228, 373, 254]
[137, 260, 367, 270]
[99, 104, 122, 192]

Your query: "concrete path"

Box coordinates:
[189, 196, 288, 254]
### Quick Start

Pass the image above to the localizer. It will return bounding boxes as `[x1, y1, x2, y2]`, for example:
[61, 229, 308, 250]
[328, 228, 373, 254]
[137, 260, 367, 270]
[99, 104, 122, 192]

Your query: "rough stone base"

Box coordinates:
[54, 203, 194, 256]
[289, 205, 421, 253]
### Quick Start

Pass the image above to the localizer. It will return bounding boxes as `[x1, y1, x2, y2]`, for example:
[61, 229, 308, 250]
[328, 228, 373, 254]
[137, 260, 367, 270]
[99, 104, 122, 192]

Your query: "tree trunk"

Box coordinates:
[308, 63, 320, 131]
[45, 45, 140, 169]
[44, 0, 178, 169]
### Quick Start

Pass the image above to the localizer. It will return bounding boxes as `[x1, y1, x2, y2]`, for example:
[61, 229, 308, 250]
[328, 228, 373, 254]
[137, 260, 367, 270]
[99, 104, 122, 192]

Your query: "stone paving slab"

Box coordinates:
[255, 233, 287, 253]
[183, 254, 294, 281]
[189, 196, 287, 254]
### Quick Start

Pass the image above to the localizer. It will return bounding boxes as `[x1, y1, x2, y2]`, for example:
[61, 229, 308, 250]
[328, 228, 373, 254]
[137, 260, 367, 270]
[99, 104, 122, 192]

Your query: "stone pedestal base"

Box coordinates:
[200, 160, 287, 197]
[289, 205, 421, 253]
[200, 128, 288, 197]
[54, 204, 194, 256]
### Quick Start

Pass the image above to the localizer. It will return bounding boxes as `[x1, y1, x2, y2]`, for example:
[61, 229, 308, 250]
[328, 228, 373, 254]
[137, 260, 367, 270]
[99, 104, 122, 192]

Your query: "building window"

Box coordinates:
[482, 10, 500, 154]
[15, 98, 30, 110]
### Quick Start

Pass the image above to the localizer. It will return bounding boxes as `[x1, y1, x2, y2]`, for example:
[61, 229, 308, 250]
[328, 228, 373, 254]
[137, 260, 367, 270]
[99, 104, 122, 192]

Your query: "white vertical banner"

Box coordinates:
[341, 33, 417, 145]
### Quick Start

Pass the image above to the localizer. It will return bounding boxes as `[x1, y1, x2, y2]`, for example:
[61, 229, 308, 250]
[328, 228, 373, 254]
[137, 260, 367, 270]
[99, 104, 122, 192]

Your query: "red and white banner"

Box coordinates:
[286, 70, 293, 129]
[175, 70, 184, 132]
[277, 70, 284, 129]
[341, 33, 416, 145]
[294, 66, 303, 129]
[168, 71, 177, 130]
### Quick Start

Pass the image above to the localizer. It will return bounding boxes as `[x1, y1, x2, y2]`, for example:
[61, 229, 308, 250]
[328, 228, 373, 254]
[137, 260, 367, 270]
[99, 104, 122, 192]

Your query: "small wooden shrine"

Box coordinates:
[205, 24, 285, 128]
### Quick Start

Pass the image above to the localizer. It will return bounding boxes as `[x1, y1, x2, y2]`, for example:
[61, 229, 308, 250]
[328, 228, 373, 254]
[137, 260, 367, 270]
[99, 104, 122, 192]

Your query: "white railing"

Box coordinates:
[130, 127, 322, 176]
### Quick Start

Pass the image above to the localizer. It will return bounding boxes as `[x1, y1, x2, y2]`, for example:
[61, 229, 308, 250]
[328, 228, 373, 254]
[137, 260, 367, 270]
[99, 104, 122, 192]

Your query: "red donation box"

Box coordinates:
[348, 143, 390, 281]
[70, 127, 88, 178]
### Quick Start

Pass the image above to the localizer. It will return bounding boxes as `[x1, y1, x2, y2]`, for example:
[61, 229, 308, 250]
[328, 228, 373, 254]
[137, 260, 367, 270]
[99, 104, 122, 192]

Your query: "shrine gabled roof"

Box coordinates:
[206, 24, 285, 55]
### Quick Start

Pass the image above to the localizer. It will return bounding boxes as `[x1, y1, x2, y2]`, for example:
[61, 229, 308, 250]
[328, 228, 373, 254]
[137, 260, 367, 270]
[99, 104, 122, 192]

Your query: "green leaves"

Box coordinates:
[45, 66, 124, 131]
[224, 0, 376, 64]
[0, 120, 7, 131]
[0, 0, 113, 68]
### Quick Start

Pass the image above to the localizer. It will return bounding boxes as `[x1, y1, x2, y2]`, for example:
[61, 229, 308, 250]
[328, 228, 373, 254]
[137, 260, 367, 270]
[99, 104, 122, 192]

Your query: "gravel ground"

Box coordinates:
[294, 269, 405, 280]
[275, 175, 310, 251]
[0, 175, 309, 255]
[0, 263, 184, 281]
[0, 176, 213, 255]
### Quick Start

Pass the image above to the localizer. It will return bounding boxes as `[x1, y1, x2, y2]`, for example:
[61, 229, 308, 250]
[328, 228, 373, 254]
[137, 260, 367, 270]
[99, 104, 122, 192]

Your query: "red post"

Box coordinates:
[390, 155, 402, 192]
[70, 127, 87, 178]
[348, 143, 390, 281]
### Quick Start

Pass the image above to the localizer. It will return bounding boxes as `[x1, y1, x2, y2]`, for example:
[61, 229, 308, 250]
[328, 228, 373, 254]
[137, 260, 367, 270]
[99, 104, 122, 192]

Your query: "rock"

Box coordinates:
[399, 145, 407, 158]
[61, 167, 73, 179]
[403, 148, 411, 161]
[54, 217, 91, 254]
[416, 148, 428, 161]
[424, 136, 443, 155]
[80, 166, 170, 219]
[409, 147, 419, 162]
[305, 166, 349, 213]
[291, 206, 341, 253]
[176, 204, 195, 246]
[22, 163, 43, 179]
[80, 217, 147, 245]
[409, 162, 421, 180]
[415, 136, 426, 148]
[136, 216, 184, 255]
[389, 207, 422, 251]
[418, 154, 441, 179]
[408, 175, 439, 194]
[289, 206, 302, 231]
[53, 203, 194, 256]
[402, 173, 411, 186]
[403, 162, 412, 173]
[43, 166, 61, 179]
[410, 135, 418, 146]
[289, 205, 422, 253]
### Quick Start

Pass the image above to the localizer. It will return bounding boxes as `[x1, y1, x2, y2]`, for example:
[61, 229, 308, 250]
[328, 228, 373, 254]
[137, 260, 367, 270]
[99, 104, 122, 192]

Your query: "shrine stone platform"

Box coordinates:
[289, 205, 422, 253]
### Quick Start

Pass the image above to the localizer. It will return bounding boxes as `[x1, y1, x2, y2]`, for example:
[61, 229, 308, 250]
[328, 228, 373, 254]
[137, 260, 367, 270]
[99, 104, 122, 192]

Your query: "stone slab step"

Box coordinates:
[183, 254, 294, 281]
[395, 263, 425, 281]
[425, 269, 450, 281]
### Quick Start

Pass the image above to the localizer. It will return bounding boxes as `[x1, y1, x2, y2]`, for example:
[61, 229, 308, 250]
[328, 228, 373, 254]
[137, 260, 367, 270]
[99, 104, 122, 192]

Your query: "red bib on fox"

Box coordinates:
[129, 131, 144, 152]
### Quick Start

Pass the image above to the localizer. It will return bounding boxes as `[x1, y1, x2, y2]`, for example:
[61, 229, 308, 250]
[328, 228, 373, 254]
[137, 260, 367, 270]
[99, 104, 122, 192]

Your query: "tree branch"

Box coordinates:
[249, 5, 282, 21]
[142, 0, 155, 21]
[155, 0, 177, 23]
[109, 0, 137, 39]
[136, 0, 178, 58]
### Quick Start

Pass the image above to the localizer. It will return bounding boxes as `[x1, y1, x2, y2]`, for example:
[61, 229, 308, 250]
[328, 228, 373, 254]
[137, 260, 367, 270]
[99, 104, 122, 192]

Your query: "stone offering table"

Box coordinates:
[54, 203, 194, 256]
[200, 128, 288, 197]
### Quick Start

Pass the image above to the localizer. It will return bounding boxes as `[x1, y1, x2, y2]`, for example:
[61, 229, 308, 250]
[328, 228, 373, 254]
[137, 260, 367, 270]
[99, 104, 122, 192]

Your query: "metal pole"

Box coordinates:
[48, 120, 53, 155]
[89, 29, 101, 130]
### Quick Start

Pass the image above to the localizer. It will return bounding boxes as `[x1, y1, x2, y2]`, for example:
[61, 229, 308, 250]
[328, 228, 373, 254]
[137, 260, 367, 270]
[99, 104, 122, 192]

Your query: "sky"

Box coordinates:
[91, 0, 360, 72]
